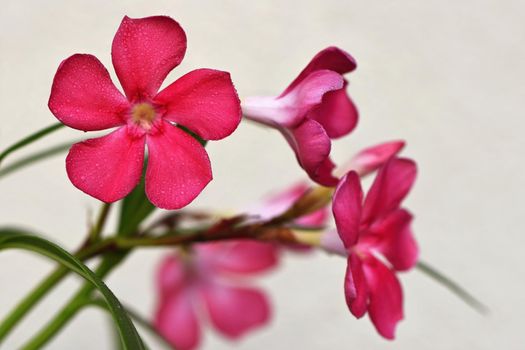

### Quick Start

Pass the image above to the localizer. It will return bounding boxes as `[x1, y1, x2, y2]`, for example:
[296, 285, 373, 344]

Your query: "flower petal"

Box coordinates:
[283, 46, 357, 95]
[49, 54, 129, 131]
[112, 16, 187, 100]
[345, 254, 368, 318]
[243, 70, 343, 127]
[249, 182, 310, 221]
[332, 172, 363, 248]
[66, 127, 145, 202]
[348, 140, 405, 176]
[283, 119, 338, 186]
[197, 240, 278, 275]
[157, 254, 188, 299]
[307, 83, 358, 138]
[362, 158, 417, 224]
[155, 291, 201, 350]
[202, 283, 271, 339]
[363, 256, 404, 340]
[370, 209, 418, 271]
[155, 69, 241, 140]
[145, 121, 212, 209]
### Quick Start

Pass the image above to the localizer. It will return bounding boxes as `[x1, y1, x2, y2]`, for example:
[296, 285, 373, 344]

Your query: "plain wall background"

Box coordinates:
[1, 0, 523, 349]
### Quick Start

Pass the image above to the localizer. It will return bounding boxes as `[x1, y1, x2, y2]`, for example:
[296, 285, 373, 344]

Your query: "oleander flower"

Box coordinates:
[249, 182, 329, 227]
[337, 140, 406, 177]
[322, 157, 418, 339]
[49, 16, 241, 209]
[243, 47, 358, 186]
[155, 241, 277, 350]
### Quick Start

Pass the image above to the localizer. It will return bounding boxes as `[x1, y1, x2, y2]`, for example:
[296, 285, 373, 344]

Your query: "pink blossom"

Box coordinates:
[155, 241, 277, 350]
[49, 16, 241, 209]
[323, 157, 418, 339]
[250, 182, 328, 227]
[243, 47, 358, 186]
[344, 140, 406, 177]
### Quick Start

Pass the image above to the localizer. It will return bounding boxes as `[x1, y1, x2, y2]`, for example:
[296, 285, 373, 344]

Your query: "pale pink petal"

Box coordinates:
[320, 229, 347, 256]
[307, 83, 358, 138]
[345, 254, 368, 318]
[295, 206, 329, 227]
[145, 121, 212, 209]
[66, 127, 145, 202]
[332, 172, 363, 248]
[283, 46, 357, 95]
[363, 256, 404, 340]
[243, 70, 343, 128]
[155, 69, 241, 140]
[202, 283, 271, 339]
[362, 158, 417, 225]
[283, 119, 338, 186]
[197, 240, 278, 275]
[157, 254, 188, 299]
[249, 182, 308, 221]
[369, 209, 418, 271]
[112, 16, 187, 100]
[348, 140, 405, 176]
[155, 291, 201, 350]
[49, 54, 129, 131]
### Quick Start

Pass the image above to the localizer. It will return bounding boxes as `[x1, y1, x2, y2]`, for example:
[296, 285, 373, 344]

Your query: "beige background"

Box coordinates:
[1, 0, 523, 349]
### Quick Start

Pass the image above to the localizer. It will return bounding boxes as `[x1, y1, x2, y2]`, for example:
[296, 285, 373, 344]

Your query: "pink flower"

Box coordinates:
[49, 16, 241, 209]
[334, 140, 406, 178]
[249, 182, 328, 227]
[323, 157, 418, 339]
[155, 241, 277, 350]
[243, 47, 358, 186]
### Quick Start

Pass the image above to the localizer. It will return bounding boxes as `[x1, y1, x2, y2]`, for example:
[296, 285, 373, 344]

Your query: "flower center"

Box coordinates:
[131, 102, 157, 130]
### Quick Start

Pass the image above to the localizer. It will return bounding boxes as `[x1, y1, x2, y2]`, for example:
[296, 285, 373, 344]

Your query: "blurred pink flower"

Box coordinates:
[323, 157, 418, 339]
[344, 140, 406, 177]
[243, 47, 358, 186]
[49, 16, 241, 209]
[155, 241, 278, 350]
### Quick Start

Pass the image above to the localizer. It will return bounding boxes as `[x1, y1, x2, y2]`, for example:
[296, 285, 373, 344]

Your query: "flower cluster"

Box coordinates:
[48, 15, 418, 349]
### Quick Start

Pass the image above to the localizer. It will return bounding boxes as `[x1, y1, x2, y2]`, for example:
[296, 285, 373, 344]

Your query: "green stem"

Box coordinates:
[21, 257, 121, 349]
[88, 203, 112, 243]
[416, 260, 489, 314]
[0, 123, 64, 166]
[0, 267, 67, 341]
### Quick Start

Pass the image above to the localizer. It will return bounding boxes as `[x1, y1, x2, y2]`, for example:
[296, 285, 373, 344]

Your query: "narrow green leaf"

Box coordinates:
[0, 141, 73, 179]
[0, 123, 64, 166]
[416, 260, 489, 314]
[0, 228, 145, 350]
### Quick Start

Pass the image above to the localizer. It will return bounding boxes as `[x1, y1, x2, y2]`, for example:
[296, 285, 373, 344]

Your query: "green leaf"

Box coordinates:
[0, 141, 73, 179]
[0, 123, 64, 166]
[0, 228, 145, 350]
[118, 176, 156, 237]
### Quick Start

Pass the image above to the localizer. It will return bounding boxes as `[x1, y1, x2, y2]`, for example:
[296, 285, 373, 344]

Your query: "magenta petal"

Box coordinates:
[371, 209, 419, 271]
[157, 255, 188, 299]
[308, 84, 358, 139]
[345, 254, 368, 318]
[155, 69, 241, 140]
[284, 119, 338, 186]
[198, 240, 278, 275]
[362, 158, 417, 224]
[112, 16, 187, 100]
[332, 172, 363, 248]
[66, 127, 145, 202]
[202, 282, 271, 339]
[243, 70, 343, 128]
[155, 291, 201, 350]
[145, 121, 212, 209]
[251, 182, 310, 221]
[363, 256, 404, 340]
[283, 46, 357, 95]
[49, 54, 129, 131]
[349, 140, 405, 176]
